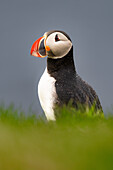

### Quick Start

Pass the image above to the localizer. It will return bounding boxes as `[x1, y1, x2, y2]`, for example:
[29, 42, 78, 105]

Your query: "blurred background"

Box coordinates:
[0, 0, 113, 114]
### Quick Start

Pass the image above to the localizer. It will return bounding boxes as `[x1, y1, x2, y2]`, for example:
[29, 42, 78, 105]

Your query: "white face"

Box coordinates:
[45, 32, 72, 59]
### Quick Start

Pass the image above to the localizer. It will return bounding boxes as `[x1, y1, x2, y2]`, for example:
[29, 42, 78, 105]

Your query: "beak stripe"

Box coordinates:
[39, 38, 46, 56]
[30, 36, 47, 58]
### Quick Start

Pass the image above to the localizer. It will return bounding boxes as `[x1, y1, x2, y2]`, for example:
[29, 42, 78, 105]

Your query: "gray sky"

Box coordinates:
[0, 0, 113, 114]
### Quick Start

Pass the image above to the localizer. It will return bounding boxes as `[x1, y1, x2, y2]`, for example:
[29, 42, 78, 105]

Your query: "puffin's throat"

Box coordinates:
[47, 47, 76, 77]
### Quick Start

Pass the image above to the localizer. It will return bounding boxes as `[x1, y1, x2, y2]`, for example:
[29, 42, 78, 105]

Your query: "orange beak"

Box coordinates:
[30, 36, 47, 58]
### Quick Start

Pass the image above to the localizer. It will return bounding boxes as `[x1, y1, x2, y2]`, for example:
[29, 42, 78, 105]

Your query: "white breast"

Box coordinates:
[38, 68, 57, 121]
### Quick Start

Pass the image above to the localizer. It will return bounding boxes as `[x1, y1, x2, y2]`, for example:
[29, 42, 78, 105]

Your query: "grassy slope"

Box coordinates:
[0, 105, 113, 170]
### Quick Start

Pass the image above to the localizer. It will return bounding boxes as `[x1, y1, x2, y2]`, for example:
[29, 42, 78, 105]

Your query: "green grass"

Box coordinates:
[0, 104, 113, 170]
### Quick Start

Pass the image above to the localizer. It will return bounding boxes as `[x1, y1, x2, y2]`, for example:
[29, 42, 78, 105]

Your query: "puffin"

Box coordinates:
[30, 30, 102, 121]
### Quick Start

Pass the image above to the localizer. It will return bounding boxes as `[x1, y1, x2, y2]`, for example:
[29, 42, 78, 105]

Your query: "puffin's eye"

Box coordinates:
[55, 34, 60, 42]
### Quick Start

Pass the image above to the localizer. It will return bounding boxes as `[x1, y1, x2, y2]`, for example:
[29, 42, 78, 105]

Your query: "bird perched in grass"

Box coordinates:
[30, 30, 102, 121]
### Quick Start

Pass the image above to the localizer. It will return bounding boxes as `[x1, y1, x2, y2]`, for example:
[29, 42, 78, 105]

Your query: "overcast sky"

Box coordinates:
[0, 0, 113, 114]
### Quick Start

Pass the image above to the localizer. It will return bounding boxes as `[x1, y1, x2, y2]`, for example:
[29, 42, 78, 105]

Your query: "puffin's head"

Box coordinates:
[30, 30, 72, 59]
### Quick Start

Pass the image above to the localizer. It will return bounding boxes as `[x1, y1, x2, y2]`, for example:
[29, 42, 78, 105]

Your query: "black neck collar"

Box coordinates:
[47, 47, 76, 77]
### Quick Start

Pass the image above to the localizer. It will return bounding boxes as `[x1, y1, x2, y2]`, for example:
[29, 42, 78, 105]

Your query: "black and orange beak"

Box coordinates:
[30, 36, 50, 58]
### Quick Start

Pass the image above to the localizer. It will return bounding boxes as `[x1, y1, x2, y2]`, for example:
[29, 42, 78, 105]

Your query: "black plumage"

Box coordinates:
[47, 47, 102, 111]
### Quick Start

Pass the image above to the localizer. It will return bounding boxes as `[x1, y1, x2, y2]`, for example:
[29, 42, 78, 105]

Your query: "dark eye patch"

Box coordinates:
[55, 34, 60, 42]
